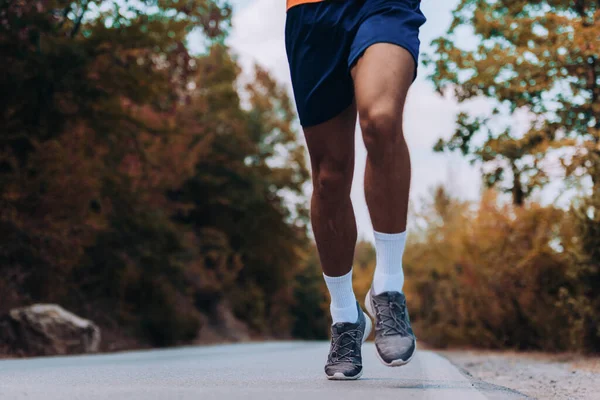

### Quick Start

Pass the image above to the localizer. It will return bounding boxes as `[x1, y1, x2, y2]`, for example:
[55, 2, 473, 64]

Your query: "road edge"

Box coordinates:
[436, 351, 534, 399]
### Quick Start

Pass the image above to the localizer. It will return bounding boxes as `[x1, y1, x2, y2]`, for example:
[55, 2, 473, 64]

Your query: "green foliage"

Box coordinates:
[290, 247, 329, 340]
[425, 0, 600, 204]
[73, 195, 202, 346]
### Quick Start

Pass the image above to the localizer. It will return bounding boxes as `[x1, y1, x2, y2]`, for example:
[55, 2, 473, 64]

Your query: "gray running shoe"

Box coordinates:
[365, 287, 416, 367]
[324, 302, 372, 380]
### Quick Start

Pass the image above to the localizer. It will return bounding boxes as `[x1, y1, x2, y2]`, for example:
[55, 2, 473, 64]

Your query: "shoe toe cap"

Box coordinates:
[325, 363, 362, 378]
[376, 336, 415, 364]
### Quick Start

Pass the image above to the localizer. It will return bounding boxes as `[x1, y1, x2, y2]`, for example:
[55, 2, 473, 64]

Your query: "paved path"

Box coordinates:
[0, 342, 527, 399]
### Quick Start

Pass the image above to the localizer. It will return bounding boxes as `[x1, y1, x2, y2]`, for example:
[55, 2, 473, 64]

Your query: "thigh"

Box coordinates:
[350, 0, 426, 115]
[285, 2, 355, 127]
[350, 0, 426, 76]
[351, 43, 415, 120]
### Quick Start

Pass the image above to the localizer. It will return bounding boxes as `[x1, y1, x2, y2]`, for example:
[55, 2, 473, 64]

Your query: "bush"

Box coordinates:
[396, 187, 595, 352]
[350, 186, 600, 352]
[72, 204, 201, 347]
[290, 248, 329, 340]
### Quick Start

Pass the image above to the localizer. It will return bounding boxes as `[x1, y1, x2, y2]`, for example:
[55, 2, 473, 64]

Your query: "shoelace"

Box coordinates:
[328, 329, 359, 363]
[374, 297, 409, 336]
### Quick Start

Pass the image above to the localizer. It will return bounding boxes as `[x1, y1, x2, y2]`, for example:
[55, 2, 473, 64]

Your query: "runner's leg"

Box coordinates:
[352, 43, 415, 235]
[353, 43, 419, 367]
[304, 103, 357, 279]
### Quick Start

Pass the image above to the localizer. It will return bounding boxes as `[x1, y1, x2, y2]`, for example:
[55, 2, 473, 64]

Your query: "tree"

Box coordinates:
[169, 50, 311, 334]
[0, 0, 233, 344]
[433, 111, 553, 205]
[0, 0, 317, 349]
[1, 0, 231, 162]
[425, 0, 600, 203]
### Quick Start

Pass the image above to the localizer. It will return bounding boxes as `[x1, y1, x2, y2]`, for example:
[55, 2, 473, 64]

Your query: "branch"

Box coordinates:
[57, 3, 72, 30]
[574, 0, 586, 19]
[70, 0, 90, 38]
[584, 53, 600, 132]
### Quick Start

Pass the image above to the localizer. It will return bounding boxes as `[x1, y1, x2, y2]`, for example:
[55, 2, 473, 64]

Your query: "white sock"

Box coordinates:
[372, 230, 407, 295]
[323, 269, 358, 324]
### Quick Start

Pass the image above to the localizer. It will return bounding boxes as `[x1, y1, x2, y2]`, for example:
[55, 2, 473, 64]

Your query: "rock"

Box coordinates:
[0, 304, 101, 357]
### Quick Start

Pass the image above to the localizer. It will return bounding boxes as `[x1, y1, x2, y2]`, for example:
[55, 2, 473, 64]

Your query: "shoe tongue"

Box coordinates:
[332, 322, 353, 335]
[380, 291, 403, 302]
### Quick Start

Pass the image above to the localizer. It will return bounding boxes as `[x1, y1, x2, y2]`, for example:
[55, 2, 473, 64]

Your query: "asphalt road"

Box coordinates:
[0, 342, 528, 400]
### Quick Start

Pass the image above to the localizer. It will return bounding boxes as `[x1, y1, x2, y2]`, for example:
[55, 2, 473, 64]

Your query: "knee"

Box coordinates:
[359, 103, 403, 160]
[312, 159, 352, 203]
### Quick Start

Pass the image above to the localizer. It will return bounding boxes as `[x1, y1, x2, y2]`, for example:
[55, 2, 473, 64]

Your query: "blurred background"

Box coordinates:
[1, 0, 599, 358]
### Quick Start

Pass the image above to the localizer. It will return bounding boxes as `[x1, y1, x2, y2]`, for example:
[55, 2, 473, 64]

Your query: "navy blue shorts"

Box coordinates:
[285, 0, 426, 127]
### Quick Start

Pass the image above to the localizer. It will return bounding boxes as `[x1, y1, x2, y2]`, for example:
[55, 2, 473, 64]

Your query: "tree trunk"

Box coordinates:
[512, 165, 525, 206]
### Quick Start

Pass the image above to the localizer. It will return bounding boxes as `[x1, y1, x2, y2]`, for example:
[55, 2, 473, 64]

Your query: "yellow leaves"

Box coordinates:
[399, 185, 582, 350]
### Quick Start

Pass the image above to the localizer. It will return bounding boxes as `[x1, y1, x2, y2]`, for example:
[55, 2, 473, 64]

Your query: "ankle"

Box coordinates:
[324, 269, 357, 324]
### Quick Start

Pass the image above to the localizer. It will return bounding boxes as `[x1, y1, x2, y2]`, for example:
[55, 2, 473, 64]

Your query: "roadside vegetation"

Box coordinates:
[0, 0, 327, 350]
[1, 0, 598, 354]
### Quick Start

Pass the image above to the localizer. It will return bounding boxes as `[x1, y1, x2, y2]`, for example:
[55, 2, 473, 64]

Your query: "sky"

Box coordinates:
[219, 0, 483, 239]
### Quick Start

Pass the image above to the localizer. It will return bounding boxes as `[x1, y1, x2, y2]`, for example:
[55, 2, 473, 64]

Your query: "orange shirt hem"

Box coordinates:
[287, 0, 324, 10]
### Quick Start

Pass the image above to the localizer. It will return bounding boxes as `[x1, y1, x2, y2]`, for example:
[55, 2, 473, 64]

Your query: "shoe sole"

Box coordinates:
[326, 369, 364, 381]
[326, 312, 372, 381]
[365, 290, 416, 368]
